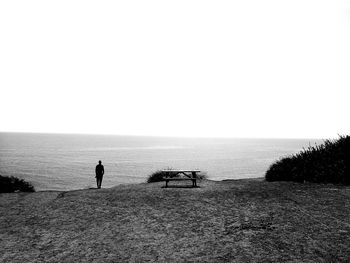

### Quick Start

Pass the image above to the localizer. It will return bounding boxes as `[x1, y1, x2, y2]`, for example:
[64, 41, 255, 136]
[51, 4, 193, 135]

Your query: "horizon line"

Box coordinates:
[0, 130, 336, 140]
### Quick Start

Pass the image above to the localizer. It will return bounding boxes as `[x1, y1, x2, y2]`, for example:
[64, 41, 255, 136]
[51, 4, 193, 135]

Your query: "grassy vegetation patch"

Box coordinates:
[147, 169, 207, 183]
[266, 135, 350, 184]
[0, 175, 35, 193]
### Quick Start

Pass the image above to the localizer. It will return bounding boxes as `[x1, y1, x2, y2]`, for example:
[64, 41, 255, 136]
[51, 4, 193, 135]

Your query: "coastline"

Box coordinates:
[1, 178, 350, 262]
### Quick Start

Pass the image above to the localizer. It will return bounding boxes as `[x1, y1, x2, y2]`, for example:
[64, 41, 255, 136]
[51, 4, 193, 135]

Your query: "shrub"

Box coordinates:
[147, 170, 168, 183]
[147, 169, 207, 183]
[266, 135, 350, 184]
[0, 175, 35, 193]
[196, 172, 208, 180]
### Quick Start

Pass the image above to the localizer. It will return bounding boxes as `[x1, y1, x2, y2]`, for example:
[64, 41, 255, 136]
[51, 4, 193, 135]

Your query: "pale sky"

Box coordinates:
[1, 0, 350, 138]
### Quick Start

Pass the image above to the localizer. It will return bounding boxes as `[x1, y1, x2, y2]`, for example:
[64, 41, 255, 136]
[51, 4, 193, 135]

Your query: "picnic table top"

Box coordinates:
[163, 177, 196, 180]
[161, 170, 201, 173]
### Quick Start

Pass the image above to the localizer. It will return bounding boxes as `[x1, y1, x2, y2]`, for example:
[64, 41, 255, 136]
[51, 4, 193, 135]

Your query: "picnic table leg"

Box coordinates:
[192, 172, 197, 187]
[165, 172, 169, 188]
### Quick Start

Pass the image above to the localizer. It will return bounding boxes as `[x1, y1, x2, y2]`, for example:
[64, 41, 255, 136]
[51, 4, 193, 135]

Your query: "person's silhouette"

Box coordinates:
[95, 160, 104, 189]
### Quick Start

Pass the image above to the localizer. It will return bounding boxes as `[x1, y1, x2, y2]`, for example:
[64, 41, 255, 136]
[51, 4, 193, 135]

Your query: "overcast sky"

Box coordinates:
[1, 0, 349, 138]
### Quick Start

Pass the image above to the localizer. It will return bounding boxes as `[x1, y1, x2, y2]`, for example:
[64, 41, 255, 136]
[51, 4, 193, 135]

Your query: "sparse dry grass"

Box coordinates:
[1, 179, 350, 262]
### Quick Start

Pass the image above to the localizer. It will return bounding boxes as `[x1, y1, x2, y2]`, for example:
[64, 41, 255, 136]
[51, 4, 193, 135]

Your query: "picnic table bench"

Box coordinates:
[162, 170, 200, 188]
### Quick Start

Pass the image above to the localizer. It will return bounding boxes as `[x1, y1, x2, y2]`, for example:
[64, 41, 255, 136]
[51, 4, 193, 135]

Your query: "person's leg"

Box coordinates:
[99, 176, 103, 188]
[97, 176, 102, 188]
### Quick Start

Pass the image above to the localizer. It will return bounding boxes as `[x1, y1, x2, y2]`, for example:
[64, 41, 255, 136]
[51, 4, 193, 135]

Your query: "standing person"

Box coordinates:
[95, 160, 104, 189]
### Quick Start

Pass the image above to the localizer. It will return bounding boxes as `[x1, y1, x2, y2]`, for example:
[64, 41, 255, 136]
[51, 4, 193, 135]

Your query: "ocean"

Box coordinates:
[0, 132, 322, 191]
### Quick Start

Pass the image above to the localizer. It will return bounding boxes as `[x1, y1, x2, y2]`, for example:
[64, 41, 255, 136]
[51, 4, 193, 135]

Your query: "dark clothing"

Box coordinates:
[95, 164, 104, 188]
[95, 164, 104, 176]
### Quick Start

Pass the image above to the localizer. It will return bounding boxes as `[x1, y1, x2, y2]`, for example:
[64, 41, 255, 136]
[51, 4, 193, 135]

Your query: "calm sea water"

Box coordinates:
[0, 132, 322, 191]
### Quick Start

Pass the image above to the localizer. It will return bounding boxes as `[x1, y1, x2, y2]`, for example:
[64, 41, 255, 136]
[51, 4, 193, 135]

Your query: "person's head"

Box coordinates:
[99, 160, 102, 165]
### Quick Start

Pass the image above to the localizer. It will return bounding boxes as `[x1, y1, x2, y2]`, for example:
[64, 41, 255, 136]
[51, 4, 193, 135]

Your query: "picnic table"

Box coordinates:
[162, 170, 200, 188]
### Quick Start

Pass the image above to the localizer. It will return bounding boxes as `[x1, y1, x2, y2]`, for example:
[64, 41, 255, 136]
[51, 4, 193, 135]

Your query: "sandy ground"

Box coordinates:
[1, 179, 350, 262]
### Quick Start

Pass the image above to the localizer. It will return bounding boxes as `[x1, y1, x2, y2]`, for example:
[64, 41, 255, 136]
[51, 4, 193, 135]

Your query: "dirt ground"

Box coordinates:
[1, 179, 350, 262]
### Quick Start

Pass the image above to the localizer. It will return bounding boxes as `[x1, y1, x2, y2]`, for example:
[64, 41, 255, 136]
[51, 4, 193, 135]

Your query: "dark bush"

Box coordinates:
[147, 170, 168, 183]
[147, 169, 207, 183]
[266, 135, 350, 184]
[0, 175, 35, 193]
